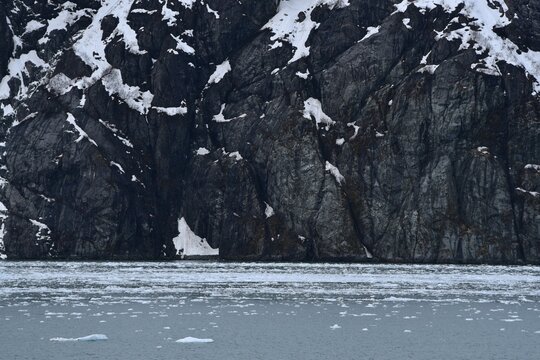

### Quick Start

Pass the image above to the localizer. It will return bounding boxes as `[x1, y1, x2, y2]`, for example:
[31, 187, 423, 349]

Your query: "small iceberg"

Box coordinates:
[176, 337, 214, 343]
[50, 334, 109, 342]
[330, 324, 341, 330]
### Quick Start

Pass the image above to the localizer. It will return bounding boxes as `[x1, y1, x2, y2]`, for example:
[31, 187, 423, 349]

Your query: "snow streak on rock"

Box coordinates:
[263, 0, 350, 64]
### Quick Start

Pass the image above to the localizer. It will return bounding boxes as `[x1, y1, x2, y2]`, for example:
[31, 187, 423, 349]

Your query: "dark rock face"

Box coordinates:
[0, 0, 539, 263]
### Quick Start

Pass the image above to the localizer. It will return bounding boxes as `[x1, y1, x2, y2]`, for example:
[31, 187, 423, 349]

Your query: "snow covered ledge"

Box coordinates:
[173, 218, 219, 259]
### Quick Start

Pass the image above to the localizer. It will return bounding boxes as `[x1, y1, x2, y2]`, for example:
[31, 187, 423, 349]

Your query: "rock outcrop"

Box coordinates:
[0, 0, 539, 263]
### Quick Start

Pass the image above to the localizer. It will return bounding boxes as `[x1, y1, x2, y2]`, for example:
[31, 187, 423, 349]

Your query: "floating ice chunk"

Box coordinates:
[330, 324, 341, 330]
[303, 98, 335, 130]
[172, 218, 219, 258]
[50, 334, 108, 342]
[325, 161, 345, 185]
[359, 26, 380, 41]
[176, 337, 214, 343]
[207, 60, 231, 85]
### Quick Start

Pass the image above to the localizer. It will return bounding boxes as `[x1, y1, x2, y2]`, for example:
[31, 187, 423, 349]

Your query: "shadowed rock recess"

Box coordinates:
[0, 0, 539, 263]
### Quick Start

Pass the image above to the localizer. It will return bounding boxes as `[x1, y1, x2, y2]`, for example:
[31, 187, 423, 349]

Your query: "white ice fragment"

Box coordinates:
[330, 324, 341, 330]
[264, 203, 275, 218]
[360, 26, 380, 41]
[176, 337, 214, 343]
[50, 334, 108, 342]
[325, 161, 345, 185]
[303, 98, 335, 130]
[172, 218, 219, 258]
[207, 60, 231, 85]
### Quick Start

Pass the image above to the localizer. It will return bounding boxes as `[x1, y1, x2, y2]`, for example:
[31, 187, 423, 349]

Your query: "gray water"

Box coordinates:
[1, 262, 539, 359]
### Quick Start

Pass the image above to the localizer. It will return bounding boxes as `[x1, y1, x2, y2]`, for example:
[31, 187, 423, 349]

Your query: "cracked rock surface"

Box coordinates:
[0, 0, 539, 263]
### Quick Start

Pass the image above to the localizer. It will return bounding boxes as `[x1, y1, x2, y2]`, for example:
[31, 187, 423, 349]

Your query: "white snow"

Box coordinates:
[171, 34, 195, 55]
[161, 0, 180, 26]
[263, 0, 350, 64]
[417, 65, 439, 74]
[110, 161, 125, 174]
[206, 4, 220, 19]
[524, 164, 540, 172]
[296, 70, 310, 79]
[195, 147, 210, 155]
[212, 105, 247, 122]
[50, 334, 108, 342]
[65, 113, 98, 146]
[0, 200, 6, 260]
[359, 26, 380, 41]
[303, 98, 335, 130]
[172, 218, 219, 258]
[0, 50, 48, 100]
[98, 120, 133, 148]
[39, 4, 91, 44]
[24, 20, 45, 34]
[176, 337, 214, 343]
[325, 161, 345, 184]
[336, 138, 345, 146]
[102, 69, 154, 115]
[265, 203, 275, 218]
[154, 105, 188, 116]
[394, 0, 540, 94]
[29, 219, 51, 242]
[229, 151, 243, 161]
[402, 18, 412, 29]
[207, 60, 231, 85]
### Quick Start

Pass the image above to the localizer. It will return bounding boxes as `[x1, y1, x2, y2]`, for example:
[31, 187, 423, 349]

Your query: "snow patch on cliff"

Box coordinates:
[325, 161, 345, 184]
[263, 0, 350, 64]
[394, 0, 540, 94]
[173, 218, 219, 258]
[207, 60, 231, 85]
[65, 113, 98, 146]
[0, 50, 48, 100]
[303, 98, 335, 130]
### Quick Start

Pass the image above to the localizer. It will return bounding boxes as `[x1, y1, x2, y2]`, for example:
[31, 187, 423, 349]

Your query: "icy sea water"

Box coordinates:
[1, 262, 539, 360]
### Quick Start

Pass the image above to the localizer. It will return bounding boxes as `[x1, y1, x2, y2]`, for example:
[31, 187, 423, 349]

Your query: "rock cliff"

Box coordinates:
[0, 0, 539, 263]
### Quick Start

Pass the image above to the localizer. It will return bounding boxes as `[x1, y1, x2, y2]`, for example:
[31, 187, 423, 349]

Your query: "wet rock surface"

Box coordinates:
[0, 0, 539, 263]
